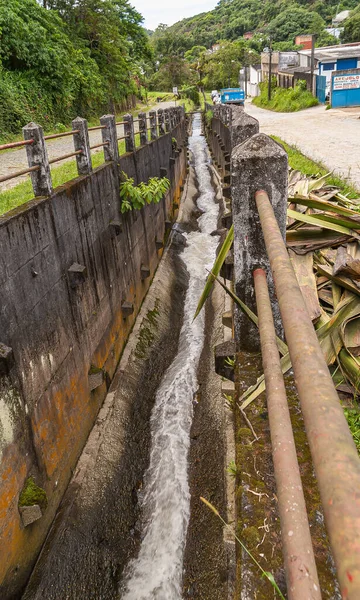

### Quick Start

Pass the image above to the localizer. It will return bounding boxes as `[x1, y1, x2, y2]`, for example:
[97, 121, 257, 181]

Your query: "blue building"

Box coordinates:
[299, 43, 360, 107]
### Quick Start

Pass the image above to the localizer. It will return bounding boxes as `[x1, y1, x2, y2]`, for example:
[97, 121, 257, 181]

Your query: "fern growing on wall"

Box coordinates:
[120, 173, 171, 213]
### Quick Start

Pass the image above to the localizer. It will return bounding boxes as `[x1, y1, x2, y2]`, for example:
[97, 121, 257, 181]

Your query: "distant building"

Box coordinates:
[295, 34, 313, 50]
[332, 10, 351, 27]
[299, 43, 360, 84]
[324, 27, 342, 40]
[211, 44, 220, 53]
[277, 66, 314, 92]
[261, 51, 301, 79]
[243, 32, 254, 40]
[244, 64, 262, 97]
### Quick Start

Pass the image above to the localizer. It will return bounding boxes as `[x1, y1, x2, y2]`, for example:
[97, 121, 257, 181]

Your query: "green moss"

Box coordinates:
[88, 365, 103, 375]
[241, 525, 261, 549]
[19, 477, 47, 511]
[134, 299, 160, 359]
[236, 427, 251, 441]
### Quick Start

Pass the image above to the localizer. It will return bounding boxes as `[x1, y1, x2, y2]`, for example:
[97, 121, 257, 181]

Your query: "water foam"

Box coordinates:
[121, 114, 219, 600]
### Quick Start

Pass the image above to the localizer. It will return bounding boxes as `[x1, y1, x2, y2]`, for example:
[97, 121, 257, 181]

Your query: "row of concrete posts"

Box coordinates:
[21, 106, 185, 199]
[205, 102, 288, 351]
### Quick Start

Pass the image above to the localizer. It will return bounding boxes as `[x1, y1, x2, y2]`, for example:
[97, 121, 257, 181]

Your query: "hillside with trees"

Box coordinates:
[149, 0, 360, 92]
[153, 0, 359, 49]
[0, 0, 152, 138]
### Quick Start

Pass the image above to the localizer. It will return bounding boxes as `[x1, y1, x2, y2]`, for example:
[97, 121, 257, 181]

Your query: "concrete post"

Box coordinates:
[158, 109, 166, 136]
[149, 110, 158, 140]
[169, 108, 174, 130]
[72, 117, 92, 175]
[123, 114, 135, 153]
[231, 133, 288, 351]
[226, 106, 232, 127]
[138, 112, 147, 146]
[100, 114, 119, 162]
[231, 109, 259, 148]
[23, 123, 53, 197]
[164, 109, 170, 133]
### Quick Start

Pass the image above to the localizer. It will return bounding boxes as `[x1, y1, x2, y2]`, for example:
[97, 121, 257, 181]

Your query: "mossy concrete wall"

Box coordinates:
[0, 122, 187, 599]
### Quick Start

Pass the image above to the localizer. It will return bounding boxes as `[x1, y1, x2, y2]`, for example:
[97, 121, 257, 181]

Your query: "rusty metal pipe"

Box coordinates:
[0, 165, 40, 183]
[44, 130, 80, 140]
[0, 139, 34, 151]
[89, 142, 109, 150]
[48, 150, 82, 165]
[255, 189, 360, 600]
[87, 125, 106, 131]
[254, 267, 321, 600]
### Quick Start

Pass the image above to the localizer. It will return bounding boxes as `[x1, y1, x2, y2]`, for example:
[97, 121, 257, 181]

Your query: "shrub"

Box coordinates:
[180, 86, 200, 107]
[253, 81, 319, 112]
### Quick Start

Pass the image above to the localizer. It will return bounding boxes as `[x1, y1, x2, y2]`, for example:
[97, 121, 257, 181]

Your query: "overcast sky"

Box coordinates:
[132, 0, 217, 31]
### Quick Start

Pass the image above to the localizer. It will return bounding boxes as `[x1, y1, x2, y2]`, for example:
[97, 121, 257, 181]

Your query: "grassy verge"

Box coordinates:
[272, 135, 359, 198]
[0, 139, 127, 216]
[253, 82, 319, 112]
[0, 152, 102, 215]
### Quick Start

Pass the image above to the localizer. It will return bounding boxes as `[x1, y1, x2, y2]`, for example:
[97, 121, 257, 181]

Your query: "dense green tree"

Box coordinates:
[266, 7, 325, 42]
[150, 56, 193, 90]
[341, 6, 360, 43]
[0, 0, 104, 133]
[0, 0, 154, 137]
[203, 40, 259, 90]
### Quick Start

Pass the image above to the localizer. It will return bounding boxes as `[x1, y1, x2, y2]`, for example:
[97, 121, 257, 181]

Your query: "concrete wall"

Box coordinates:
[0, 120, 187, 599]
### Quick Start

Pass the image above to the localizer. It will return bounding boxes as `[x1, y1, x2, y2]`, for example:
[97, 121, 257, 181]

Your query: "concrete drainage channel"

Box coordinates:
[21, 113, 235, 600]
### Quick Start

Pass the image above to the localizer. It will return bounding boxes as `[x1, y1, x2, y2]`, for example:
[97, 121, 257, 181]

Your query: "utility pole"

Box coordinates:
[268, 38, 273, 102]
[310, 34, 317, 95]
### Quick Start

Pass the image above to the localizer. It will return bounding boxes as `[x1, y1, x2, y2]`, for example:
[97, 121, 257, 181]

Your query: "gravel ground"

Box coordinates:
[246, 101, 360, 192]
[0, 101, 177, 192]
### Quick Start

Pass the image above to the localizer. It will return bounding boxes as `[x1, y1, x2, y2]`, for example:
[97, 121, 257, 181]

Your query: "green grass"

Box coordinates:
[0, 149, 111, 216]
[272, 135, 359, 199]
[344, 408, 360, 453]
[253, 82, 319, 113]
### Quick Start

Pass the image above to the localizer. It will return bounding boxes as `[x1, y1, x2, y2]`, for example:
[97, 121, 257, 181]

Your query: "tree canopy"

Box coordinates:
[341, 6, 360, 43]
[0, 0, 152, 137]
[148, 0, 360, 93]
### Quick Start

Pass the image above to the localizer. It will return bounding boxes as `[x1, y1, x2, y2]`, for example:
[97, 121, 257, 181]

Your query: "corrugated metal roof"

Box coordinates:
[299, 44, 360, 62]
[278, 66, 311, 75]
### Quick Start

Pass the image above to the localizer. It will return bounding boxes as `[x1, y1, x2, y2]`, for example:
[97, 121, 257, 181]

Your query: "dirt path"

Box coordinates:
[246, 102, 360, 192]
[0, 101, 177, 192]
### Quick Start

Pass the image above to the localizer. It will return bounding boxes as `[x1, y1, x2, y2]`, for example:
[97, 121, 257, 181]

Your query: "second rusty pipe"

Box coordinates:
[255, 189, 360, 599]
[254, 267, 321, 600]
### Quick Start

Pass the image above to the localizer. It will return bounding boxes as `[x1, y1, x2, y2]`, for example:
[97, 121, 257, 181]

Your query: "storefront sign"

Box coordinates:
[333, 74, 360, 91]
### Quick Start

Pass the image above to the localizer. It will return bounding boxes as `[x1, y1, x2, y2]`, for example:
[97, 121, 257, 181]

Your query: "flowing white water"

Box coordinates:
[121, 114, 220, 600]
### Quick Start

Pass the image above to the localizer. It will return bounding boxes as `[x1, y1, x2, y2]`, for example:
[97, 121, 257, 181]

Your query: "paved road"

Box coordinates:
[245, 101, 360, 192]
[0, 101, 178, 192]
